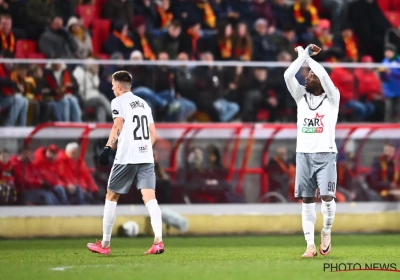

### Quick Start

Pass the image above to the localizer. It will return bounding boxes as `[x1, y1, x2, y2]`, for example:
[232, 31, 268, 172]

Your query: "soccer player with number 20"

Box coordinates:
[284, 45, 339, 257]
[87, 71, 164, 255]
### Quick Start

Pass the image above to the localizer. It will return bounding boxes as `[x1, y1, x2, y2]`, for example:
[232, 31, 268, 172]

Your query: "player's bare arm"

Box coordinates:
[106, 117, 125, 150]
[283, 47, 311, 103]
[149, 123, 157, 146]
[305, 44, 340, 108]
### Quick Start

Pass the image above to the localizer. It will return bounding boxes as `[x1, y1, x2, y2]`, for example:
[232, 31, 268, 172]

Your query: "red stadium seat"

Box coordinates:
[15, 40, 37, 58]
[27, 53, 46, 59]
[94, 0, 108, 18]
[91, 19, 111, 54]
[76, 5, 96, 28]
[384, 11, 400, 28]
[378, 0, 391, 11]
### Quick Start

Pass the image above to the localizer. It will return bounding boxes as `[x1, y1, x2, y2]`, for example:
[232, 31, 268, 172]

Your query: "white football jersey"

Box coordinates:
[111, 92, 154, 164]
[296, 91, 339, 153]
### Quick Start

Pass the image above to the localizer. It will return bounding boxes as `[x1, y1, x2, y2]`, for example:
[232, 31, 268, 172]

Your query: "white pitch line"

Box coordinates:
[51, 265, 115, 271]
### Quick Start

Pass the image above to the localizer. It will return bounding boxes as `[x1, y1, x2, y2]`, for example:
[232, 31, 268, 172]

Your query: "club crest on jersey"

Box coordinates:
[130, 101, 144, 109]
[112, 109, 119, 115]
[139, 144, 148, 153]
[302, 112, 324, 133]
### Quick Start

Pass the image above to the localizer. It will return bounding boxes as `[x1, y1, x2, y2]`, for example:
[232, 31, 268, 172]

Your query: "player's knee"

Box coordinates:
[106, 189, 120, 202]
[302, 197, 315, 204]
[321, 195, 334, 202]
[141, 188, 156, 204]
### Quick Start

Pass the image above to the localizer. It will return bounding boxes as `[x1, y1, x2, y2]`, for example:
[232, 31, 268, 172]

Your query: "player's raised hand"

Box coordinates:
[295, 46, 305, 56]
[306, 44, 321, 56]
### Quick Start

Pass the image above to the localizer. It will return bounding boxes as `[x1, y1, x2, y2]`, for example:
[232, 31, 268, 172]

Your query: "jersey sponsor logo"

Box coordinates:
[302, 112, 324, 133]
[130, 101, 144, 109]
[112, 109, 119, 115]
[138, 144, 148, 153]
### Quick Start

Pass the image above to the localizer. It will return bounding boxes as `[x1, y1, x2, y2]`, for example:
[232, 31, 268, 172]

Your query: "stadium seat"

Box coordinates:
[94, 0, 108, 18]
[27, 53, 46, 59]
[15, 40, 37, 58]
[384, 11, 400, 28]
[377, 0, 391, 11]
[76, 5, 96, 28]
[91, 19, 111, 54]
[257, 109, 270, 121]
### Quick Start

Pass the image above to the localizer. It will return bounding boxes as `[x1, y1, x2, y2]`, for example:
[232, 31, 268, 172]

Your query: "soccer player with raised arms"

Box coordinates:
[284, 45, 339, 257]
[87, 71, 164, 255]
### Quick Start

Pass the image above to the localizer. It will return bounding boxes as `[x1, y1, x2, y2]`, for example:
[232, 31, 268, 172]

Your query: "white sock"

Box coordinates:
[321, 199, 336, 233]
[146, 199, 162, 243]
[102, 199, 117, 248]
[302, 203, 316, 246]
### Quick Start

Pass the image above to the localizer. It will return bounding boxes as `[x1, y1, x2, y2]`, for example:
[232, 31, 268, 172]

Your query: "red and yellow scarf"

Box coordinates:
[344, 36, 358, 62]
[156, 5, 173, 28]
[188, 29, 201, 60]
[293, 2, 319, 26]
[113, 31, 134, 48]
[234, 46, 251, 61]
[0, 64, 13, 96]
[380, 155, 399, 183]
[219, 39, 232, 59]
[197, 2, 216, 28]
[0, 30, 15, 53]
[140, 35, 155, 60]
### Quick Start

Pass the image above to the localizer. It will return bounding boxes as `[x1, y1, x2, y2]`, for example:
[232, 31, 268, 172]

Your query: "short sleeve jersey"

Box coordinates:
[111, 92, 154, 164]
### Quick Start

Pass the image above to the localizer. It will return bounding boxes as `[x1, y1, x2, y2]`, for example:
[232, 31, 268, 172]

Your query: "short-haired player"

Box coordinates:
[284, 45, 339, 257]
[87, 70, 164, 255]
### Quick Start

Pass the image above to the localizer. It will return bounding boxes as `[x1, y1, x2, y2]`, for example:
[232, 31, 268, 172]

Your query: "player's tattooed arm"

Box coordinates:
[106, 117, 124, 150]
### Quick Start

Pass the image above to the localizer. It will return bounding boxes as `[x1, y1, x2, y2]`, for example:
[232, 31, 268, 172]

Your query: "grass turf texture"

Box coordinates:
[0, 234, 399, 280]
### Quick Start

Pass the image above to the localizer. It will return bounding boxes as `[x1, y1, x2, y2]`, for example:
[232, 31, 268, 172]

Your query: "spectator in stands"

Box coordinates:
[180, 19, 206, 60]
[307, 19, 341, 62]
[210, 0, 232, 23]
[239, 67, 278, 122]
[131, 16, 156, 60]
[154, 149, 171, 204]
[330, 60, 373, 122]
[27, 0, 56, 40]
[133, 0, 158, 30]
[73, 59, 112, 123]
[232, 22, 252, 61]
[275, 24, 296, 59]
[174, 51, 198, 110]
[336, 23, 358, 62]
[252, 18, 279, 62]
[66, 16, 93, 59]
[57, 142, 100, 204]
[154, 20, 182, 60]
[170, 0, 200, 29]
[229, 0, 256, 29]
[129, 50, 180, 120]
[0, 55, 28, 126]
[292, 0, 319, 43]
[252, 0, 275, 29]
[380, 45, 400, 122]
[154, 0, 174, 29]
[10, 64, 41, 126]
[44, 62, 82, 122]
[354, 55, 385, 122]
[104, 21, 135, 60]
[385, 27, 400, 54]
[30, 65, 53, 123]
[34, 144, 84, 205]
[101, 0, 134, 28]
[0, 149, 17, 205]
[268, 51, 296, 122]
[270, 0, 296, 31]
[213, 21, 234, 60]
[39, 16, 78, 59]
[0, 14, 16, 57]
[193, 52, 239, 122]
[154, 52, 196, 121]
[10, 146, 60, 205]
[194, 0, 216, 29]
[0, 0, 9, 15]
[99, 51, 125, 101]
[265, 146, 294, 202]
[367, 142, 400, 201]
[347, 0, 391, 62]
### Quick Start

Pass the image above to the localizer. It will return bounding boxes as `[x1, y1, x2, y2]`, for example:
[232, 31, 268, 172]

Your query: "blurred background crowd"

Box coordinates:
[0, 0, 399, 126]
[1, 0, 400, 206]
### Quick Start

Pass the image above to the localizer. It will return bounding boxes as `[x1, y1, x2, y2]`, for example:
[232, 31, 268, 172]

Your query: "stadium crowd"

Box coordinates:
[0, 0, 399, 125]
[0, 140, 399, 205]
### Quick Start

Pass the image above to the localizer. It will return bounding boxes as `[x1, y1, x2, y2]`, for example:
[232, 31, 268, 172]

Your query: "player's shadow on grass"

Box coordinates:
[103, 253, 150, 258]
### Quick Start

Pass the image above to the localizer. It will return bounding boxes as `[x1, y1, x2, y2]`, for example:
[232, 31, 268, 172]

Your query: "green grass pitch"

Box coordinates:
[0, 234, 399, 280]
